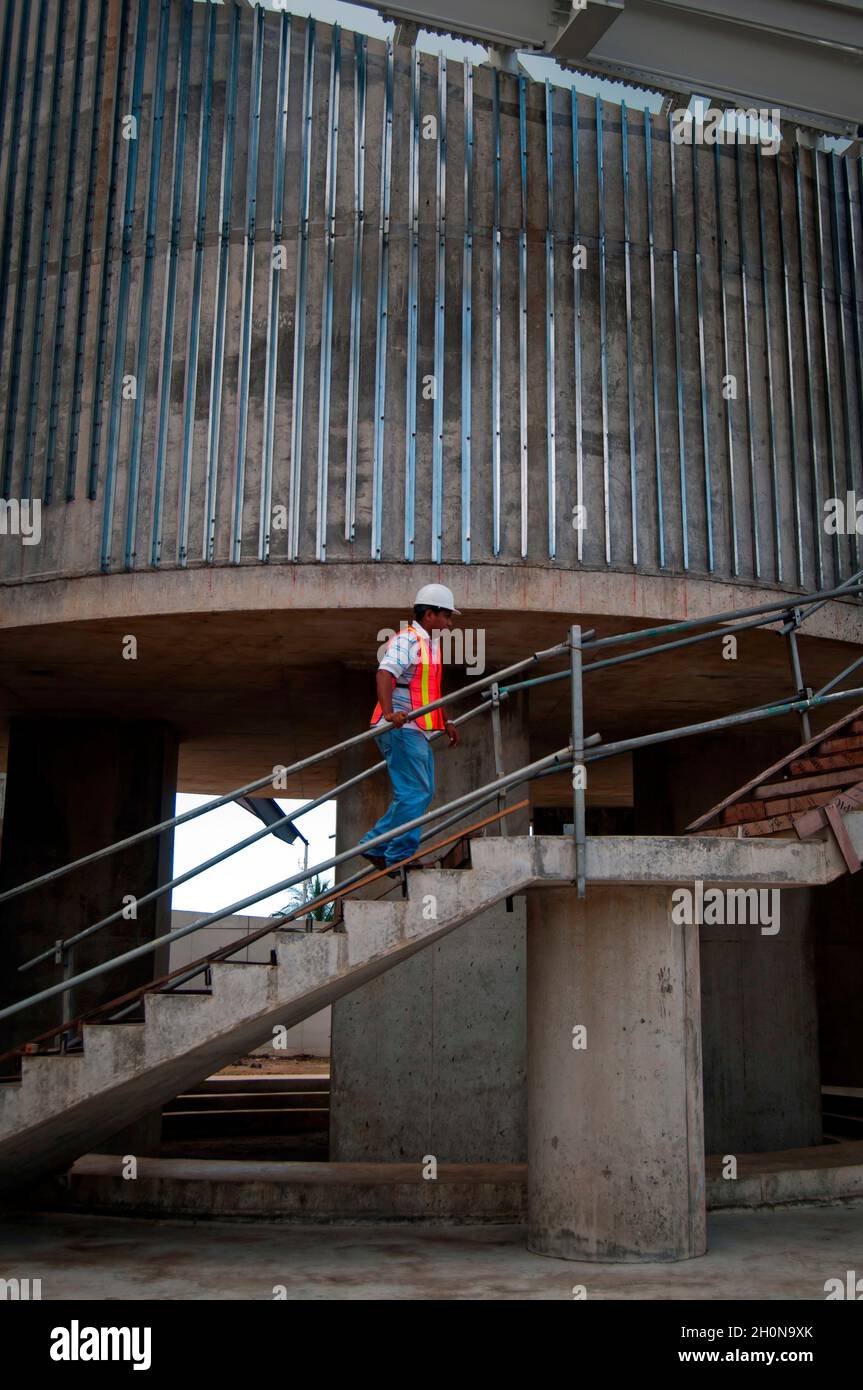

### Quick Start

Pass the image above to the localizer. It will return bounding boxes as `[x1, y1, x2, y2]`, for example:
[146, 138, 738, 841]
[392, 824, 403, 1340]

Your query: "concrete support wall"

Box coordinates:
[634, 733, 822, 1153]
[0, 719, 178, 1056]
[329, 669, 530, 1161]
[527, 885, 706, 1262]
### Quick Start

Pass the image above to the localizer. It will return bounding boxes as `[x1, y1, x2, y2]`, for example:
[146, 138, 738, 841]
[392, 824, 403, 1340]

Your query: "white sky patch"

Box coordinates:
[171, 793, 337, 916]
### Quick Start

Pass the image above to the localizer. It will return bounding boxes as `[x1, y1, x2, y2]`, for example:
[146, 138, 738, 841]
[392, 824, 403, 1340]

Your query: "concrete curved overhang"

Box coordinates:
[3, 563, 863, 647]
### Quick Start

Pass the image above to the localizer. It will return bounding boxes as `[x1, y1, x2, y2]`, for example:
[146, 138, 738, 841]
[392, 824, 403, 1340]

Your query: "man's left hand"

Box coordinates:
[445, 720, 459, 747]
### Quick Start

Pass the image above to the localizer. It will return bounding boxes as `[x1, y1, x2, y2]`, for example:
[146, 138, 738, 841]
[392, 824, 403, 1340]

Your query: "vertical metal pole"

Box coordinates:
[46, 0, 102, 503]
[228, 0, 264, 566]
[518, 74, 528, 558]
[794, 145, 824, 589]
[259, 9, 291, 563]
[669, 114, 688, 570]
[829, 153, 859, 571]
[776, 151, 804, 587]
[845, 157, 863, 503]
[93, 0, 149, 556]
[315, 24, 340, 562]
[491, 70, 502, 557]
[545, 81, 557, 561]
[692, 138, 713, 571]
[0, 0, 30, 412]
[288, 19, 316, 562]
[85, 0, 136, 504]
[461, 61, 474, 563]
[813, 148, 845, 579]
[119, 0, 171, 569]
[785, 610, 812, 744]
[645, 111, 664, 569]
[714, 141, 738, 576]
[56, 941, 74, 1052]
[622, 101, 637, 565]
[735, 141, 760, 579]
[490, 682, 508, 839]
[152, 0, 194, 567]
[180, 1, 217, 566]
[570, 624, 586, 899]
[404, 44, 420, 560]
[21, 0, 68, 502]
[597, 96, 611, 564]
[203, 0, 240, 562]
[345, 34, 366, 544]
[571, 90, 584, 563]
[431, 53, 446, 562]
[755, 144, 782, 583]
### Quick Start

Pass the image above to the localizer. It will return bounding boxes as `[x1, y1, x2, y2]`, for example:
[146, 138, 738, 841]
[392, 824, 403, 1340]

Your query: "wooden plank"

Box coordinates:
[793, 781, 863, 837]
[754, 768, 863, 799]
[789, 751, 863, 776]
[721, 800, 768, 825]
[686, 703, 863, 831]
[825, 803, 862, 873]
[764, 790, 837, 816]
[817, 733, 863, 755]
[740, 814, 795, 837]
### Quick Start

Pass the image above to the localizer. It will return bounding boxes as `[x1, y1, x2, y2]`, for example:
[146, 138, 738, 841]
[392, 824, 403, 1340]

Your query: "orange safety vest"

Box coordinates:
[370, 622, 445, 732]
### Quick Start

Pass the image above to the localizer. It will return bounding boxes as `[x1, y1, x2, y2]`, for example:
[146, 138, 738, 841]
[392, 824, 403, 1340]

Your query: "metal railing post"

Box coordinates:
[570, 624, 586, 899]
[782, 606, 812, 744]
[55, 940, 75, 1052]
[490, 681, 508, 838]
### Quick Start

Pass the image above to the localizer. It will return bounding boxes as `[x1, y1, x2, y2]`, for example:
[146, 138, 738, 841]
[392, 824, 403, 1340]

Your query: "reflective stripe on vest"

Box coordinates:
[370, 623, 444, 731]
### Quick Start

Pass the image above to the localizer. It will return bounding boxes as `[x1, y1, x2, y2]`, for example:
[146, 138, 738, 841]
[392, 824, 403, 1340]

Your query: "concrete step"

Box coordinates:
[25, 1141, 863, 1221]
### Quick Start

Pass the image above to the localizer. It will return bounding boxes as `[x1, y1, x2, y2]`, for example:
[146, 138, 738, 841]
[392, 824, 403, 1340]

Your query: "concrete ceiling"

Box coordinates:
[1, 607, 860, 797]
[364, 0, 863, 134]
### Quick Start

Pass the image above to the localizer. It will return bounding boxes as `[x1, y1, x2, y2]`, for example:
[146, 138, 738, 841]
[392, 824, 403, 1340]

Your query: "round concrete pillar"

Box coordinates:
[527, 885, 706, 1262]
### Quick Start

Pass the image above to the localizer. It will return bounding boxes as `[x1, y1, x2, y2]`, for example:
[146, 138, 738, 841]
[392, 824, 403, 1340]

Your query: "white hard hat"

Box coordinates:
[415, 583, 461, 615]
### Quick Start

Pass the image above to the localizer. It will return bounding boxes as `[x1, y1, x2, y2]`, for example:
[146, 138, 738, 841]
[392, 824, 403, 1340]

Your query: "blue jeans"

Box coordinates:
[359, 728, 435, 866]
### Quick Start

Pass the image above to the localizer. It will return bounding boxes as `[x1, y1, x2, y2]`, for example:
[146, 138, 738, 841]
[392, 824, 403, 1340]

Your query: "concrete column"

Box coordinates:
[634, 733, 822, 1153]
[0, 719, 179, 1058]
[329, 668, 530, 1162]
[527, 885, 706, 1262]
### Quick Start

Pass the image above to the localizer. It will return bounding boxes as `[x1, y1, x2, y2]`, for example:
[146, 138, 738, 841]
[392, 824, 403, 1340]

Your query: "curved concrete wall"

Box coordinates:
[1, 0, 861, 597]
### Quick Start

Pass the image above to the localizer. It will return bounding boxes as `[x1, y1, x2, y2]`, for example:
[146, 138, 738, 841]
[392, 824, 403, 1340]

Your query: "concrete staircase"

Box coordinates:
[0, 824, 846, 1195]
[0, 842, 534, 1192]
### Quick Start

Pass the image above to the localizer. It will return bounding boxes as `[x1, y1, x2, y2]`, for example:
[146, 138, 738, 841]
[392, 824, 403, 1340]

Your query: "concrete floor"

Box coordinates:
[0, 1204, 860, 1300]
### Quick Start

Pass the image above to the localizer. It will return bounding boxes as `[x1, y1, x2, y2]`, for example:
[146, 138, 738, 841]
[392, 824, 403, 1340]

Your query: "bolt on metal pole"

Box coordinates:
[570, 625, 586, 899]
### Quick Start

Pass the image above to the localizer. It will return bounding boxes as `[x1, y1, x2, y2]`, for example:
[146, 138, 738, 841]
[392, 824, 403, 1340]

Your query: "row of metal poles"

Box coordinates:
[7, 4, 860, 581]
[3, 570, 863, 1032]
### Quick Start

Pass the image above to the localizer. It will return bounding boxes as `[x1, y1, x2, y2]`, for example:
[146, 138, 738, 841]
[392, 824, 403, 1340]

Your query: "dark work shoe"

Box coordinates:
[361, 851, 386, 871]
[387, 860, 426, 878]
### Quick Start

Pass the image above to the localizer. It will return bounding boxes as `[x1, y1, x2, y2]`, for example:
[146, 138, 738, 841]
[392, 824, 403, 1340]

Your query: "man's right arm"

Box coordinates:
[375, 668, 409, 727]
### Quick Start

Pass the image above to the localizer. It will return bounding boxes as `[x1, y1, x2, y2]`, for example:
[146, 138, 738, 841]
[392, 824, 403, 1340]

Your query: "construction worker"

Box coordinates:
[358, 584, 461, 876]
